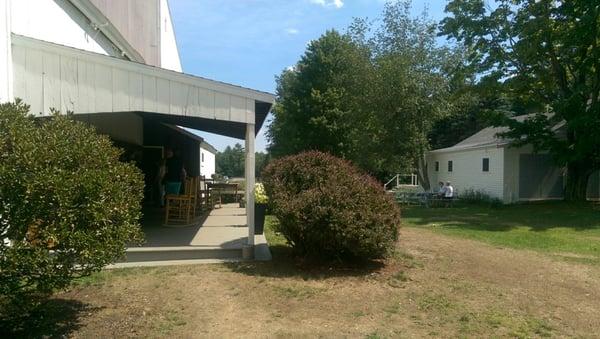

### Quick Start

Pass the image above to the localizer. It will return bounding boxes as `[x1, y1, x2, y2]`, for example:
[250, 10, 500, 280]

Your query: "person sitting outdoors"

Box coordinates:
[437, 181, 447, 198]
[443, 181, 454, 200]
[164, 148, 185, 195]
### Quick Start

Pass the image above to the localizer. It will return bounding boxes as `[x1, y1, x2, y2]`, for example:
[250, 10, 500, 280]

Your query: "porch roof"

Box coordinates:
[11, 34, 275, 138]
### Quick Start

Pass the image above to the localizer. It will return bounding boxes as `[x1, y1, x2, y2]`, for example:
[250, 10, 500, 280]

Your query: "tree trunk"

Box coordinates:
[565, 162, 592, 201]
[416, 156, 431, 192]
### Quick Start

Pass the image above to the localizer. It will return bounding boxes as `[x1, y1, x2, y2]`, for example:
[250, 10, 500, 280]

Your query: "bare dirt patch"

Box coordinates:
[7, 228, 600, 338]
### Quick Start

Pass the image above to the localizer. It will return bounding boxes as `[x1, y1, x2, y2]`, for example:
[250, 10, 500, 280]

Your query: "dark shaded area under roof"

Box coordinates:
[138, 100, 272, 140]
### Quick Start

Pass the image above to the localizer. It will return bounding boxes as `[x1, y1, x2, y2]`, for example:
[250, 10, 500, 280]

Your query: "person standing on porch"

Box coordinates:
[164, 148, 185, 195]
[156, 158, 167, 206]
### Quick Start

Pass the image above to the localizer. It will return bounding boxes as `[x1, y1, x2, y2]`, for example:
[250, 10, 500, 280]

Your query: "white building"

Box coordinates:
[200, 141, 217, 179]
[0, 0, 274, 249]
[427, 121, 600, 204]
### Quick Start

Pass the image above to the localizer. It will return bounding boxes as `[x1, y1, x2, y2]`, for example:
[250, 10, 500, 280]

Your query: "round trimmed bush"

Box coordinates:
[262, 151, 401, 261]
[0, 101, 144, 301]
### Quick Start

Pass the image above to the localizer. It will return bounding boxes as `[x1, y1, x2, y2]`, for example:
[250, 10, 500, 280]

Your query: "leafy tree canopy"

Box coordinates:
[441, 0, 600, 200]
[216, 143, 270, 178]
[268, 1, 457, 185]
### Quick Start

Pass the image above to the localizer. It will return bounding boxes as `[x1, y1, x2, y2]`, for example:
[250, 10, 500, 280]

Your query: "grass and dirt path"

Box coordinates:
[403, 202, 600, 265]
[2, 204, 600, 338]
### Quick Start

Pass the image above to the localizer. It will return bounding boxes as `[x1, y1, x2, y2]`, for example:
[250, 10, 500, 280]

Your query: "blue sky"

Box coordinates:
[169, 0, 449, 152]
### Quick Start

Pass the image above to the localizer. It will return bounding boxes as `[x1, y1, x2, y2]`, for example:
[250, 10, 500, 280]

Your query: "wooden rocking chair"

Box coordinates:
[164, 177, 197, 225]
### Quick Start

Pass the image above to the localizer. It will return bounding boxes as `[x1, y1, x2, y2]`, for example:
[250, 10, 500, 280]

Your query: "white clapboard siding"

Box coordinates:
[11, 35, 274, 123]
[427, 146, 505, 202]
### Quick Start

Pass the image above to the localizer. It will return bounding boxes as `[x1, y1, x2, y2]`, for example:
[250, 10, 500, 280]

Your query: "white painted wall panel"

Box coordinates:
[25, 49, 43, 113]
[156, 77, 170, 113]
[76, 60, 95, 113]
[142, 74, 157, 111]
[198, 88, 215, 118]
[94, 63, 112, 112]
[159, 0, 182, 72]
[427, 146, 505, 201]
[230, 95, 246, 122]
[112, 68, 129, 111]
[200, 147, 216, 179]
[184, 86, 199, 116]
[42, 51, 61, 115]
[11, 36, 271, 124]
[128, 72, 143, 111]
[11, 41, 26, 104]
[11, 0, 112, 56]
[60, 55, 78, 112]
[214, 92, 230, 120]
[0, 1, 12, 102]
[169, 81, 185, 115]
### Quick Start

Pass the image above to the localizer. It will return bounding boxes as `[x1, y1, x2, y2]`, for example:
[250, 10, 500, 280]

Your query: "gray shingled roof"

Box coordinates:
[430, 126, 511, 153]
[430, 113, 558, 154]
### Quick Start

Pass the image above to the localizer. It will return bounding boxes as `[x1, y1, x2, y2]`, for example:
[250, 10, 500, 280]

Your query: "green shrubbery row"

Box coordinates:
[459, 189, 503, 207]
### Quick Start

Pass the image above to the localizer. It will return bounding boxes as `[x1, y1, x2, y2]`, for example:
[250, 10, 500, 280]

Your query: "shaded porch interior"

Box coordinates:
[74, 110, 270, 262]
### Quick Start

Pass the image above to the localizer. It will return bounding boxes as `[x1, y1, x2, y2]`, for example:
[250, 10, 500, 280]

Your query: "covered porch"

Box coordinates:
[110, 204, 271, 268]
[10, 34, 275, 263]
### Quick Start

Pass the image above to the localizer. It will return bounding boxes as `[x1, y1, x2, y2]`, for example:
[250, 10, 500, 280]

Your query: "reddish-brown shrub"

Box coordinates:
[262, 151, 401, 261]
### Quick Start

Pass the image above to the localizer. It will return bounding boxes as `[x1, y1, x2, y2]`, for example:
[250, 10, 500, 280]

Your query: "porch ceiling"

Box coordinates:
[11, 34, 274, 136]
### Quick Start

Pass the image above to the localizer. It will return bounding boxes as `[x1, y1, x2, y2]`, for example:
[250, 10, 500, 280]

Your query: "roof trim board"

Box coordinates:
[11, 34, 275, 134]
[12, 34, 275, 103]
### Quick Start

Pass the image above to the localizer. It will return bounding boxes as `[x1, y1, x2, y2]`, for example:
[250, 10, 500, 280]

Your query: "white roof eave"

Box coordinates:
[12, 34, 276, 104]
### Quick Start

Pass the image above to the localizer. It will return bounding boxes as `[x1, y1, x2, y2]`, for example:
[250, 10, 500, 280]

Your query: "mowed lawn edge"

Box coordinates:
[402, 202, 600, 264]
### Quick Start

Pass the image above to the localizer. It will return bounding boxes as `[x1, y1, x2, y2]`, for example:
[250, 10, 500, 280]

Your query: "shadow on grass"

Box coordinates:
[0, 298, 101, 338]
[403, 201, 600, 232]
[223, 244, 387, 280]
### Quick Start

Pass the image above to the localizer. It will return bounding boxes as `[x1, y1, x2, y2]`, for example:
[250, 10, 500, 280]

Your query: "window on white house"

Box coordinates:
[435, 161, 439, 172]
[201, 153, 204, 162]
[448, 161, 453, 172]
[482, 158, 489, 172]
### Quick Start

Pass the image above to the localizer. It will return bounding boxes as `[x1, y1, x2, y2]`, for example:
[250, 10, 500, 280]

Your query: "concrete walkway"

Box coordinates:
[110, 203, 271, 268]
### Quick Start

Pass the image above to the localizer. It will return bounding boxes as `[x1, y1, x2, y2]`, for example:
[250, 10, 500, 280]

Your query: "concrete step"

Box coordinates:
[107, 258, 242, 269]
[121, 246, 243, 263]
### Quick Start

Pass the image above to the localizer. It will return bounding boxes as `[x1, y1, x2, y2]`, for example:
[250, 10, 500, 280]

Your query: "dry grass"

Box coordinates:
[2, 214, 600, 338]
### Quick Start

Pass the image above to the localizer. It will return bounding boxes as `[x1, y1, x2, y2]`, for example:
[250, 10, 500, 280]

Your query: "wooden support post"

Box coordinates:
[245, 122, 255, 248]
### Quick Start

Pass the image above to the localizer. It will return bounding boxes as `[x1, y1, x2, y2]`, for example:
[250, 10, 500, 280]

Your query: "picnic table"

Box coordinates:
[206, 182, 242, 208]
[395, 191, 457, 208]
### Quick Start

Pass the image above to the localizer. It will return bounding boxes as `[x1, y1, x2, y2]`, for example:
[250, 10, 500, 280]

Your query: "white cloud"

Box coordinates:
[285, 28, 300, 35]
[309, 0, 344, 9]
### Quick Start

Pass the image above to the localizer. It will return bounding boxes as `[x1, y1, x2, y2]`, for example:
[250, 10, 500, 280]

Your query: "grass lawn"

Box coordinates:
[402, 202, 600, 264]
[2, 205, 600, 337]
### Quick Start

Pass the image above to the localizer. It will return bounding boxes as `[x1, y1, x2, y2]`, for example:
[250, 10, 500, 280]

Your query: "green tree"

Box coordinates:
[267, 29, 373, 160]
[216, 143, 270, 178]
[0, 101, 144, 305]
[268, 2, 454, 187]
[441, 0, 600, 200]
[255, 151, 270, 178]
[357, 1, 454, 187]
[216, 143, 245, 177]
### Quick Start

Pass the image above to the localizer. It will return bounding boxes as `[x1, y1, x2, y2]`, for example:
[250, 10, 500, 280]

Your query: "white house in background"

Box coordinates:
[200, 141, 217, 179]
[0, 0, 275, 253]
[427, 118, 600, 204]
